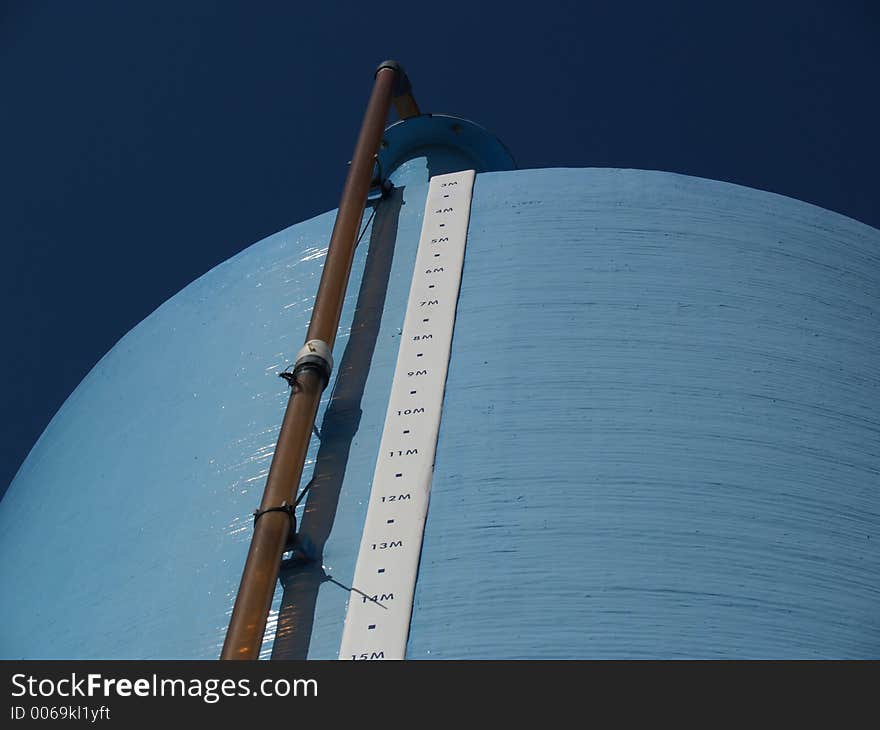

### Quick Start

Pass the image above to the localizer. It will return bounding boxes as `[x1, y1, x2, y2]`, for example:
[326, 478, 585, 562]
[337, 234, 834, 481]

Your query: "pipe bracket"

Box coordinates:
[292, 339, 334, 389]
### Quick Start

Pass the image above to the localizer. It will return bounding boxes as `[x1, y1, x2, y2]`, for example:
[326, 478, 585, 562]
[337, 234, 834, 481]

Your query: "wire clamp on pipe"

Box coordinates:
[278, 369, 298, 388]
[292, 339, 333, 389]
[369, 154, 393, 198]
[252, 501, 297, 550]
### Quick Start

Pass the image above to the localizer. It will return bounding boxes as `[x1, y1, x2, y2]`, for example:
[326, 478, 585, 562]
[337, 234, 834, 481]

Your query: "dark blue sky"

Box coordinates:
[1, 0, 878, 493]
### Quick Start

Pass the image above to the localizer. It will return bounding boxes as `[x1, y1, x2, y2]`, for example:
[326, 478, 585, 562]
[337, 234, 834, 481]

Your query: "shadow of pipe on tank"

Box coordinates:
[270, 186, 404, 660]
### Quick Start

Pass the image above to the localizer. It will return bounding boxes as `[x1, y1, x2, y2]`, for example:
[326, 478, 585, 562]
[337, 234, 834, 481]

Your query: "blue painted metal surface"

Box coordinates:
[1, 155, 878, 658]
[378, 114, 515, 178]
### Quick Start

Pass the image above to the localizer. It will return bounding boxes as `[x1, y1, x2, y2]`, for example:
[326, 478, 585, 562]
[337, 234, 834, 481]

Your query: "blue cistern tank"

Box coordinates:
[1, 112, 878, 659]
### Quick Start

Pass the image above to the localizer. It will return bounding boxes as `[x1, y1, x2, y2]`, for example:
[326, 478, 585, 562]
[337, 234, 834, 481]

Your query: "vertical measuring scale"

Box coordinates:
[339, 170, 476, 660]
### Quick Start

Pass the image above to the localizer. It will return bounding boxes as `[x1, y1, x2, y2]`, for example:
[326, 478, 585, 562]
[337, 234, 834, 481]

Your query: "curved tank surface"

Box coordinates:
[2, 138, 878, 658]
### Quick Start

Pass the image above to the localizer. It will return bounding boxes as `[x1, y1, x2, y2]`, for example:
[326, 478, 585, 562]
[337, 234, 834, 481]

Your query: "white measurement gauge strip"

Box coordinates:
[339, 169, 476, 660]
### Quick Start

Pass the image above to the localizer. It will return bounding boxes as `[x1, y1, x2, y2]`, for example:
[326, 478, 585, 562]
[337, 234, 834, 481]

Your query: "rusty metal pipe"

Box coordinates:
[393, 93, 420, 120]
[384, 59, 419, 119]
[221, 62, 403, 659]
